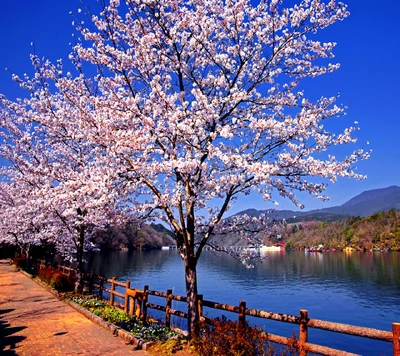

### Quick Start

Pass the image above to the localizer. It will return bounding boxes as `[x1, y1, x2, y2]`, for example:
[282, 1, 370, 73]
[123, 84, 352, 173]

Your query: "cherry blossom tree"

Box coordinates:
[0, 92, 124, 292]
[1, 0, 369, 337]
[0, 165, 65, 266]
[0, 179, 42, 263]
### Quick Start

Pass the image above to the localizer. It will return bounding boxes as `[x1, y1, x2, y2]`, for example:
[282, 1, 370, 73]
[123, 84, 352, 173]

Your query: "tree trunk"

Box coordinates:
[25, 245, 31, 269]
[75, 225, 85, 293]
[184, 254, 199, 339]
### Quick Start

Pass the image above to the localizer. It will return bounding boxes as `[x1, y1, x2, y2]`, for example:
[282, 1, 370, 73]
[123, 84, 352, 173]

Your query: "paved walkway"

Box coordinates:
[0, 260, 149, 355]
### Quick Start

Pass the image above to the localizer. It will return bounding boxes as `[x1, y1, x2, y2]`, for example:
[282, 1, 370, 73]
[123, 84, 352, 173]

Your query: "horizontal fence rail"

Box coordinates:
[44, 261, 400, 356]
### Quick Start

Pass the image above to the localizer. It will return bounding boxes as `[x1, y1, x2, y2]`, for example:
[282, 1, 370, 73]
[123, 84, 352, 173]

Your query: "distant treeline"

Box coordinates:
[3, 211, 399, 260]
[283, 209, 400, 251]
[93, 222, 175, 251]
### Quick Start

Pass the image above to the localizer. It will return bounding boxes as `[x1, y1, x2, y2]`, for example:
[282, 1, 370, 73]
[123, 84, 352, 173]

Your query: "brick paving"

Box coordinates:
[0, 260, 150, 355]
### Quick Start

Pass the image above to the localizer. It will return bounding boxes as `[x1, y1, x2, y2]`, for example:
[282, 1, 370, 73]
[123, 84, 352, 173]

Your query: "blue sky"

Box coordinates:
[1, 0, 399, 214]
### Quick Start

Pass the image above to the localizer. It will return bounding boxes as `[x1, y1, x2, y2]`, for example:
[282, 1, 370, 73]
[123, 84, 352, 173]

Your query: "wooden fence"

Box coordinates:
[47, 262, 400, 355]
[99, 277, 400, 356]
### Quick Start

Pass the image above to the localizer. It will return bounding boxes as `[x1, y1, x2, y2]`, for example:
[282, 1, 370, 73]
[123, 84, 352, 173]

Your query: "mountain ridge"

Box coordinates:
[233, 185, 400, 222]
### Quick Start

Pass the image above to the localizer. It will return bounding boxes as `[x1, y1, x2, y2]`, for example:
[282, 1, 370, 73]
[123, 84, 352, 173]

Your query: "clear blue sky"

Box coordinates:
[1, 0, 399, 213]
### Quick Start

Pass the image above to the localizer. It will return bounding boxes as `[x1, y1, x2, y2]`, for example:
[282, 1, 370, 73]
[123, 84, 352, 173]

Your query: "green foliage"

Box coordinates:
[285, 241, 295, 250]
[95, 305, 131, 324]
[192, 316, 296, 356]
[70, 296, 177, 341]
[37, 267, 75, 292]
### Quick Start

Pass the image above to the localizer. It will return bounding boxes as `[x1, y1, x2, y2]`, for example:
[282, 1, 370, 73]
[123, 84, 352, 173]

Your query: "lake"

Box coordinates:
[84, 249, 400, 355]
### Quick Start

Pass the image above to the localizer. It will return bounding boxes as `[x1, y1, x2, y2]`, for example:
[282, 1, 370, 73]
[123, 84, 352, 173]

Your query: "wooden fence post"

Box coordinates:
[393, 323, 400, 356]
[197, 294, 203, 322]
[129, 291, 135, 316]
[88, 272, 94, 294]
[299, 309, 309, 356]
[135, 291, 142, 318]
[239, 300, 246, 329]
[99, 277, 104, 300]
[142, 285, 149, 321]
[124, 280, 131, 314]
[165, 289, 172, 328]
[81, 272, 85, 291]
[109, 277, 116, 306]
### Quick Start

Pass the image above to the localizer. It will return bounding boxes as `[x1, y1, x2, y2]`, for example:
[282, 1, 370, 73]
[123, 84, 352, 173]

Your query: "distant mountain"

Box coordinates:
[330, 185, 400, 216]
[233, 186, 400, 223]
[138, 224, 176, 247]
[310, 185, 400, 218]
[149, 223, 175, 238]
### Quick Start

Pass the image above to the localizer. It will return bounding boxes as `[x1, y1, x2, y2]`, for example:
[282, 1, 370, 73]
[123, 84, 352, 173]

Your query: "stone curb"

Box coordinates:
[15, 266, 154, 351]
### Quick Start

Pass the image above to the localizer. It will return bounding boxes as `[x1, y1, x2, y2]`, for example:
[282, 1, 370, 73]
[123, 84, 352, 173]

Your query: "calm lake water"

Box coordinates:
[84, 250, 400, 355]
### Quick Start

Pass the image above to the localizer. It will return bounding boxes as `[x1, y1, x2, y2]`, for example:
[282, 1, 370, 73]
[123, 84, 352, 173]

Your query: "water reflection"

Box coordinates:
[197, 251, 400, 303]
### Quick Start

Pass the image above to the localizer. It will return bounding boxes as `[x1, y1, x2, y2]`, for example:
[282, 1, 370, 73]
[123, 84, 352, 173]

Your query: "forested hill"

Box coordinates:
[234, 186, 400, 223]
[94, 222, 175, 251]
[283, 209, 400, 251]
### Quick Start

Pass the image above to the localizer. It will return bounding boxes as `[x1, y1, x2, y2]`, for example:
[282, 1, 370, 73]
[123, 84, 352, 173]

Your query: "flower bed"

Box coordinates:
[69, 296, 179, 342]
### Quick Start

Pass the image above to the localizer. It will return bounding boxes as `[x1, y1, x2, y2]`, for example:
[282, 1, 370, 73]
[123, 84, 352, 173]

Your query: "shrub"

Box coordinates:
[38, 267, 75, 292]
[13, 256, 27, 269]
[38, 267, 57, 284]
[192, 316, 297, 356]
[50, 273, 75, 292]
[192, 316, 267, 356]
